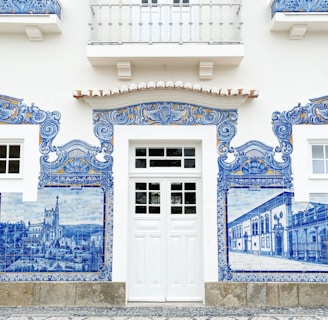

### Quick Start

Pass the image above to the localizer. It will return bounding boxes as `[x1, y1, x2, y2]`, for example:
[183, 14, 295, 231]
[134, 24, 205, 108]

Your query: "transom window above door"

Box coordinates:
[135, 147, 196, 169]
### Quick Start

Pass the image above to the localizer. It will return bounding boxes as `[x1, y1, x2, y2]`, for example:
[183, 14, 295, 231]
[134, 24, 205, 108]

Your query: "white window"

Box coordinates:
[173, 0, 190, 5]
[311, 143, 328, 174]
[0, 141, 22, 176]
[142, 0, 157, 6]
[133, 0, 198, 43]
[252, 218, 258, 236]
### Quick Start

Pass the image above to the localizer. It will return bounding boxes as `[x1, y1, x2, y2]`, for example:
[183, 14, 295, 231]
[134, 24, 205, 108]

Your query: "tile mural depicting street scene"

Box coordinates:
[0, 187, 104, 273]
[228, 188, 328, 272]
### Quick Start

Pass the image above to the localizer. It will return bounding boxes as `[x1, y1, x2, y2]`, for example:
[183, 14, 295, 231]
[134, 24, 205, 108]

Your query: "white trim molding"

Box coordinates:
[73, 81, 259, 110]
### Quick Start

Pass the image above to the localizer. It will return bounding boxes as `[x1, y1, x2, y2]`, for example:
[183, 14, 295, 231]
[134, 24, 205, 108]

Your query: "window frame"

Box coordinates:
[0, 140, 23, 178]
[130, 141, 201, 174]
[309, 140, 328, 179]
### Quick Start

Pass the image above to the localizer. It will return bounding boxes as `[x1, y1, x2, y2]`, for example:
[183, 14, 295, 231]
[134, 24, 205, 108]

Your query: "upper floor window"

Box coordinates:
[260, 216, 264, 234]
[142, 0, 189, 5]
[252, 218, 258, 236]
[173, 0, 190, 5]
[265, 214, 270, 233]
[142, 0, 158, 6]
[311, 144, 328, 174]
[0, 142, 22, 176]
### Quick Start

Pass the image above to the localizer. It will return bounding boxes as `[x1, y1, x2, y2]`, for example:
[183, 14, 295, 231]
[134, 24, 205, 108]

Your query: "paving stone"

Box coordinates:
[0, 306, 328, 320]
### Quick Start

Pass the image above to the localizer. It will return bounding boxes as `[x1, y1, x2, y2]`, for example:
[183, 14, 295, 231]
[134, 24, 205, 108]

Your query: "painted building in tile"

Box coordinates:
[1, 0, 328, 307]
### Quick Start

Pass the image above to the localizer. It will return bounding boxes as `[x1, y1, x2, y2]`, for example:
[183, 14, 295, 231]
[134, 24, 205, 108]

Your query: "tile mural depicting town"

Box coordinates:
[0, 187, 104, 273]
[228, 188, 328, 272]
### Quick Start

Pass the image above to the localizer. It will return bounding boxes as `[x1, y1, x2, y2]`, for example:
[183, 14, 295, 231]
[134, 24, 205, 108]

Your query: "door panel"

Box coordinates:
[130, 230, 165, 299]
[167, 224, 201, 299]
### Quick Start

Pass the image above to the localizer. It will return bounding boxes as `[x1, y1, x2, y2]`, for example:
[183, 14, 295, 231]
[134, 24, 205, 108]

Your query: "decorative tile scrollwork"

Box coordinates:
[3, 92, 328, 283]
[93, 102, 241, 284]
[0, 94, 60, 156]
[226, 96, 328, 282]
[271, 95, 328, 176]
[272, 0, 328, 13]
[93, 102, 238, 160]
[218, 140, 292, 192]
[39, 139, 111, 189]
[0, 0, 61, 17]
[0, 95, 112, 282]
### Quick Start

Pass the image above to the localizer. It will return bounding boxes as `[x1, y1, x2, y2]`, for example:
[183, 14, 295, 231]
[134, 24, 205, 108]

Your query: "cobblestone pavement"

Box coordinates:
[0, 306, 328, 320]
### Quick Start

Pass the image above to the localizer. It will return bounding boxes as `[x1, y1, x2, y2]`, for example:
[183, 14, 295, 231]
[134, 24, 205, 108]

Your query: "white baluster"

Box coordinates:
[139, 2, 143, 42]
[88, 2, 96, 43]
[169, 3, 173, 42]
[237, 1, 243, 43]
[188, 2, 193, 42]
[108, 3, 112, 42]
[98, 0, 103, 28]
[149, 2, 153, 44]
[209, 0, 213, 43]
[159, 3, 163, 42]
[219, 3, 223, 42]
[198, 2, 203, 42]
[118, 1, 123, 44]
[228, 4, 236, 42]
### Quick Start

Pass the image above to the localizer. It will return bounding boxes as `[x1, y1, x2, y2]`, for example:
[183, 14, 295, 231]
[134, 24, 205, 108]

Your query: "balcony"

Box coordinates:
[0, 0, 62, 41]
[270, 0, 328, 39]
[87, 0, 244, 79]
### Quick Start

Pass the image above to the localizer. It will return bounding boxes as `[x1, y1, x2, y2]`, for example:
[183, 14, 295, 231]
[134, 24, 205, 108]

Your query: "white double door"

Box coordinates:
[133, 0, 198, 43]
[128, 177, 202, 301]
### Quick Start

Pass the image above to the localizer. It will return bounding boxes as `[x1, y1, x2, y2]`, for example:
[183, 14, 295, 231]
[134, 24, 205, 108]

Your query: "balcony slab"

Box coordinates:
[87, 43, 244, 79]
[270, 12, 328, 39]
[0, 14, 62, 40]
[88, 43, 243, 65]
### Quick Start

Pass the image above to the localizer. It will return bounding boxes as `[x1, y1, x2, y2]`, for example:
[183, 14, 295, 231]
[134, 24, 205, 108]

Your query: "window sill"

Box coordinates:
[0, 175, 23, 180]
[309, 174, 328, 180]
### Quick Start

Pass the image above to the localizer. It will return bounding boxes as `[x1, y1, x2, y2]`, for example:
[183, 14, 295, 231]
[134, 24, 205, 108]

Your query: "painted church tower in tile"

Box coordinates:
[43, 196, 61, 244]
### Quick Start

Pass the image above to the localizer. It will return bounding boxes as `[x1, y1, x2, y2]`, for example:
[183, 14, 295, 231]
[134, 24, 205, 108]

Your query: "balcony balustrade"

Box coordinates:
[270, 0, 328, 39]
[89, 0, 242, 44]
[0, 0, 62, 40]
[87, 0, 244, 78]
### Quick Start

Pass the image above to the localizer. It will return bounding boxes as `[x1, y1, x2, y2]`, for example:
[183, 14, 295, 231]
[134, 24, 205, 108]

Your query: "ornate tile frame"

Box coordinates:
[220, 95, 328, 282]
[0, 95, 111, 281]
[2, 94, 328, 282]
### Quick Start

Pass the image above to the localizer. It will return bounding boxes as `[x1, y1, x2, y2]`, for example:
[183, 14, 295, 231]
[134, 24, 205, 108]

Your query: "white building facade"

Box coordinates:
[1, 0, 328, 307]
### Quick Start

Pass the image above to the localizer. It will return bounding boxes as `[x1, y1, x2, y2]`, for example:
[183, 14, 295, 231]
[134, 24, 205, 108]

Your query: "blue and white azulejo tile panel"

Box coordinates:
[1, 95, 328, 282]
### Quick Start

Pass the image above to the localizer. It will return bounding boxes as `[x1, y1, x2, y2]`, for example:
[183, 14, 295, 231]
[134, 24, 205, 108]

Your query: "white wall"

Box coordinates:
[1, 0, 328, 151]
